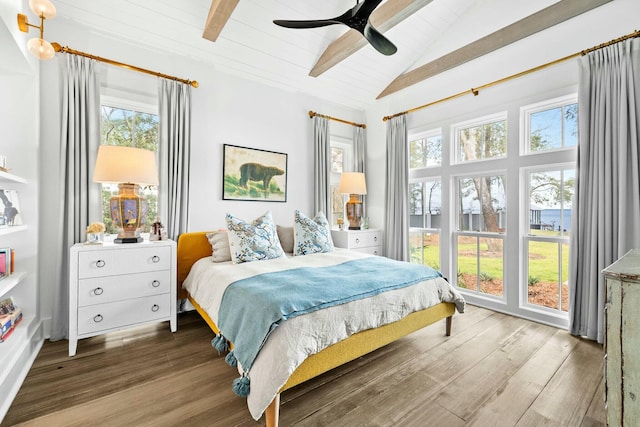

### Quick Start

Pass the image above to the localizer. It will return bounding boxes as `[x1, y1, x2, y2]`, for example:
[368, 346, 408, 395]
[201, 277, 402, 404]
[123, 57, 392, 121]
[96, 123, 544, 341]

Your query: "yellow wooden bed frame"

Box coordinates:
[177, 231, 456, 427]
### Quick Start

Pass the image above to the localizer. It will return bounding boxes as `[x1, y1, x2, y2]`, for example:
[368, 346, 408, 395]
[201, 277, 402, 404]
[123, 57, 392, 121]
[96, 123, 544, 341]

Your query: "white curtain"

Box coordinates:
[50, 54, 102, 340]
[158, 79, 192, 241]
[353, 125, 367, 216]
[313, 116, 330, 214]
[384, 116, 409, 261]
[569, 38, 640, 343]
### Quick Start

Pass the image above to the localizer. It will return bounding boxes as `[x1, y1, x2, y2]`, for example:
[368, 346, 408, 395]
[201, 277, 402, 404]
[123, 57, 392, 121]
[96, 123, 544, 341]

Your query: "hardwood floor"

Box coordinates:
[2, 305, 605, 427]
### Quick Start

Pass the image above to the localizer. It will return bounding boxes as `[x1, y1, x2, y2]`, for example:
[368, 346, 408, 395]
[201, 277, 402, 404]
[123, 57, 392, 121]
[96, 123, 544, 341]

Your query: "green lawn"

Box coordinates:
[411, 232, 569, 283]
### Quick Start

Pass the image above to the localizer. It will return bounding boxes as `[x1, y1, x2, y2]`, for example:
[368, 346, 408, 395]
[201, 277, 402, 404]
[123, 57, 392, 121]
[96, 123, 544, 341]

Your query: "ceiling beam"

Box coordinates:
[202, 0, 240, 42]
[377, 0, 613, 99]
[309, 0, 434, 78]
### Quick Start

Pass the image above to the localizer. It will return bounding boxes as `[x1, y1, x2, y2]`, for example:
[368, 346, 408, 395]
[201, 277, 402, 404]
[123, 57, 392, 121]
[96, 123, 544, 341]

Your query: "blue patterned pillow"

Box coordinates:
[294, 210, 334, 256]
[226, 211, 286, 264]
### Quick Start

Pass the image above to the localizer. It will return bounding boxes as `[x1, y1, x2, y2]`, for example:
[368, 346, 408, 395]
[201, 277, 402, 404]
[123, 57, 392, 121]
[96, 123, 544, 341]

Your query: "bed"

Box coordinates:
[177, 230, 464, 427]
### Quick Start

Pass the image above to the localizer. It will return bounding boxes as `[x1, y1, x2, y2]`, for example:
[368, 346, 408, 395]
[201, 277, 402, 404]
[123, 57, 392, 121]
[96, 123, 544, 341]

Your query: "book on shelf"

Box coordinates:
[0, 247, 12, 281]
[0, 298, 21, 343]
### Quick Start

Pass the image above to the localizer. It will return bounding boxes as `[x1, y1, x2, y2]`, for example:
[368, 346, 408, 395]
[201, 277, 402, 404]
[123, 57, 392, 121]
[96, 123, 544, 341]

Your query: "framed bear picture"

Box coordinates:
[222, 144, 288, 202]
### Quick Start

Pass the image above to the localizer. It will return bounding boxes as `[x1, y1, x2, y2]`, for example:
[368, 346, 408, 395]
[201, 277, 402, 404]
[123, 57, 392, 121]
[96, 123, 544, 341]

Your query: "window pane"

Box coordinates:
[409, 231, 440, 270]
[331, 147, 344, 173]
[529, 102, 578, 152]
[527, 240, 569, 312]
[457, 175, 506, 232]
[529, 169, 574, 237]
[457, 235, 503, 296]
[410, 134, 441, 168]
[331, 184, 344, 226]
[409, 180, 441, 229]
[457, 119, 506, 162]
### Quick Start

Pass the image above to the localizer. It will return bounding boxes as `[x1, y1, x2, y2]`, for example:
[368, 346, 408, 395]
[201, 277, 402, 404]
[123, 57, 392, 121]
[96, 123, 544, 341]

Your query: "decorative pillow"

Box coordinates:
[225, 211, 286, 264]
[277, 225, 294, 253]
[205, 230, 232, 262]
[293, 210, 334, 256]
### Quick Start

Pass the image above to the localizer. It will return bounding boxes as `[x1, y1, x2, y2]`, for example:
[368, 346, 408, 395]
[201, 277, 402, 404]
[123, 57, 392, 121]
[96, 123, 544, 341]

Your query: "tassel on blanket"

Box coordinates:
[211, 334, 229, 354]
[225, 350, 238, 368]
[232, 374, 250, 397]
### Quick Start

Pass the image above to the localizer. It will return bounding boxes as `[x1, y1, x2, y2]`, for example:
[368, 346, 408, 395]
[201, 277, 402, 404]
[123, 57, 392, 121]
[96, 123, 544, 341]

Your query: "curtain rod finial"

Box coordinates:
[191, 81, 199, 88]
[308, 111, 315, 119]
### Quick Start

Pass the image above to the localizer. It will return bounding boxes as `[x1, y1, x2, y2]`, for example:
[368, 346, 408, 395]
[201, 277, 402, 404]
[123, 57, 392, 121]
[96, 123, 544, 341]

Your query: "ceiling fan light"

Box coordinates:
[27, 37, 55, 60]
[29, 0, 57, 20]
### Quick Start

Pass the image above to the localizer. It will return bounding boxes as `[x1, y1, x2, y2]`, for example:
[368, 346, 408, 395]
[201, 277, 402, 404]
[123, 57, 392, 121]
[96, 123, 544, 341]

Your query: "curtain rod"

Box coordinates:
[383, 29, 640, 122]
[309, 110, 366, 128]
[52, 43, 199, 88]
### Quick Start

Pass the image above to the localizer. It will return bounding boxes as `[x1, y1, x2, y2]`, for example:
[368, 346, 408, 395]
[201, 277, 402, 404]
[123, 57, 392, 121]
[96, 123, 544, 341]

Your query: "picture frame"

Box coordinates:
[222, 144, 288, 202]
[0, 189, 22, 227]
[0, 248, 11, 281]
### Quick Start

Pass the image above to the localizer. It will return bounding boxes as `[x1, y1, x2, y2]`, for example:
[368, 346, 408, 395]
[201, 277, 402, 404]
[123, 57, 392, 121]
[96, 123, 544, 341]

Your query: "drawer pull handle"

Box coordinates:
[96, 260, 106, 268]
[152, 280, 160, 288]
[151, 304, 160, 312]
[374, 236, 377, 242]
[374, 251, 378, 255]
[93, 314, 103, 323]
[152, 255, 160, 263]
[355, 238, 360, 244]
[93, 287, 104, 296]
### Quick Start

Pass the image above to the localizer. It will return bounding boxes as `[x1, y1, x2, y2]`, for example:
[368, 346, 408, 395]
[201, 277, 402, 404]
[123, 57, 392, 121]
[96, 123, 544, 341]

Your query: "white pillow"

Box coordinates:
[225, 211, 286, 264]
[205, 230, 232, 262]
[293, 210, 334, 256]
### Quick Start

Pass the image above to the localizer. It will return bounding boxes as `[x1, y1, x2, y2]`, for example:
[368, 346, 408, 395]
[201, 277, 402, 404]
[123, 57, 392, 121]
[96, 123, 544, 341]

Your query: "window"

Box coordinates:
[329, 137, 353, 226]
[409, 129, 442, 270]
[522, 95, 578, 153]
[409, 179, 441, 269]
[454, 173, 506, 297]
[525, 167, 574, 313]
[100, 101, 159, 234]
[454, 113, 507, 163]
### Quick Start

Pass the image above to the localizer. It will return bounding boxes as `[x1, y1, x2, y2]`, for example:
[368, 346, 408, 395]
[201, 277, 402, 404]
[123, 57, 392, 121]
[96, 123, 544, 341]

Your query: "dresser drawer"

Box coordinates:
[77, 294, 171, 335]
[348, 230, 381, 249]
[78, 270, 171, 307]
[78, 246, 171, 279]
[353, 245, 381, 256]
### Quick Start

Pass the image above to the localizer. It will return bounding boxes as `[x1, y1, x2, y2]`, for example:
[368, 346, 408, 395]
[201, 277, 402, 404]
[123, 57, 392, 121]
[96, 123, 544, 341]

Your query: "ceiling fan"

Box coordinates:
[273, 0, 397, 56]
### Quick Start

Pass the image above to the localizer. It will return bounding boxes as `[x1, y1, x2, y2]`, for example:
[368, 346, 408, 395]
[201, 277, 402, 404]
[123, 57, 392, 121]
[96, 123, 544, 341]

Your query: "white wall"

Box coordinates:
[37, 20, 363, 332]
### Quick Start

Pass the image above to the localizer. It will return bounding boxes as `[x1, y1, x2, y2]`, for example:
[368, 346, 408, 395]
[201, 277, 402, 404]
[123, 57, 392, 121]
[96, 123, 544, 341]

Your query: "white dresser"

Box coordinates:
[331, 229, 382, 255]
[603, 249, 640, 426]
[69, 240, 177, 356]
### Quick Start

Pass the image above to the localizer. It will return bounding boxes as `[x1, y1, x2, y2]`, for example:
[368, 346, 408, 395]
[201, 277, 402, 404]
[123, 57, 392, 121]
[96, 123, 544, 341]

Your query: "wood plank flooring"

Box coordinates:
[2, 305, 605, 427]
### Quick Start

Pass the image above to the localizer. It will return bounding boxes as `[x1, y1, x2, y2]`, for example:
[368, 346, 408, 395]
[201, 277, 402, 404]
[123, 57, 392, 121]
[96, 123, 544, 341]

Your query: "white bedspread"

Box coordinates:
[183, 249, 465, 420]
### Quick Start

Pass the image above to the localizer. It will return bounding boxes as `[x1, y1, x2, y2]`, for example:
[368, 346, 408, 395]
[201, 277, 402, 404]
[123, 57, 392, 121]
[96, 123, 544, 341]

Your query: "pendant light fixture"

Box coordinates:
[17, 0, 57, 61]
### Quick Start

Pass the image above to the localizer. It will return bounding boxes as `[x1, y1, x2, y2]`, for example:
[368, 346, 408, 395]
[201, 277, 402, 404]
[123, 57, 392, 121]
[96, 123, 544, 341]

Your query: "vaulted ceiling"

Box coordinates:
[50, 0, 613, 110]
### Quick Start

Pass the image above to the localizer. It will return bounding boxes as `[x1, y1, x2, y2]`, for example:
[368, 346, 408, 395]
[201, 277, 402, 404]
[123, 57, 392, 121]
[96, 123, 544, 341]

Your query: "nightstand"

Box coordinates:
[68, 240, 177, 356]
[331, 229, 382, 255]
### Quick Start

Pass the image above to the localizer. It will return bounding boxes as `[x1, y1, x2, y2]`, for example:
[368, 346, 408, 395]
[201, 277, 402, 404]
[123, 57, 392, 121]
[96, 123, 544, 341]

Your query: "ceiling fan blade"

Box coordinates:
[363, 24, 397, 56]
[354, 0, 385, 19]
[273, 19, 341, 29]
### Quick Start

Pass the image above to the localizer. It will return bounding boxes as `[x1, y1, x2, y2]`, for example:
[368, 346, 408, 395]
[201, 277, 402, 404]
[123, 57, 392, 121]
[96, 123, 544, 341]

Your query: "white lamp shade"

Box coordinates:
[29, 0, 56, 19]
[93, 145, 159, 186]
[338, 172, 367, 195]
[27, 38, 55, 60]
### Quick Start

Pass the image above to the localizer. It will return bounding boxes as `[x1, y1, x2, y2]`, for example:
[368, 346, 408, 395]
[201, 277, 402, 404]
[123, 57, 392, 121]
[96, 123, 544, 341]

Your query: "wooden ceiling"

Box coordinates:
[51, 0, 621, 109]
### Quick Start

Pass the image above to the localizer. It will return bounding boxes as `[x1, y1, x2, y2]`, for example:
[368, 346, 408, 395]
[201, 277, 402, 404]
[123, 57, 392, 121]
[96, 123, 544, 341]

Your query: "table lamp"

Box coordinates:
[338, 172, 367, 230]
[93, 145, 159, 243]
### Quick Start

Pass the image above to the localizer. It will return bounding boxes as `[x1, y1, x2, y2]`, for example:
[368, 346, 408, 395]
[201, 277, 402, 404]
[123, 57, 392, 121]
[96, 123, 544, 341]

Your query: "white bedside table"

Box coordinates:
[68, 240, 177, 356]
[331, 229, 382, 255]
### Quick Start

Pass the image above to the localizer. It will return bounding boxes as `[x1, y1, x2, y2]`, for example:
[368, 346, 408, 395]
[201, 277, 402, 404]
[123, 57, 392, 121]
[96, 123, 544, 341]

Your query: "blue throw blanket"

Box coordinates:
[214, 256, 442, 395]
